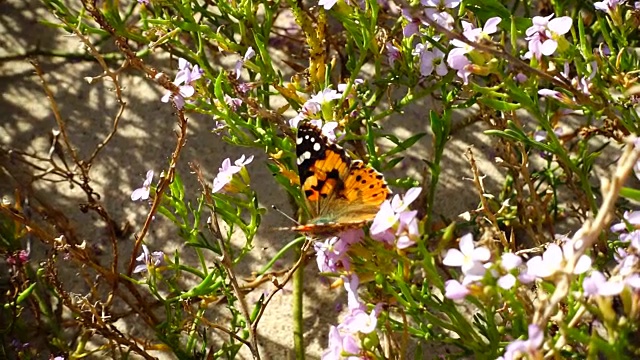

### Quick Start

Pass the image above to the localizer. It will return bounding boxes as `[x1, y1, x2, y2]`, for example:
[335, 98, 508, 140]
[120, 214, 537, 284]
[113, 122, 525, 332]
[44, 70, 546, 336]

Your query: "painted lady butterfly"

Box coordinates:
[291, 123, 391, 236]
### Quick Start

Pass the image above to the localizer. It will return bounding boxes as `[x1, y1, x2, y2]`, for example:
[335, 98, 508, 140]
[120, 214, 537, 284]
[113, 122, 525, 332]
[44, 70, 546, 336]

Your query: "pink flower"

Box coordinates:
[421, 0, 460, 7]
[337, 79, 363, 93]
[223, 95, 242, 111]
[525, 242, 592, 279]
[402, 9, 426, 38]
[502, 324, 543, 360]
[6, 250, 29, 266]
[341, 304, 382, 334]
[444, 279, 470, 300]
[131, 170, 154, 201]
[497, 274, 517, 290]
[133, 245, 164, 274]
[370, 201, 399, 236]
[515, 73, 528, 83]
[496, 252, 523, 290]
[460, 17, 502, 42]
[396, 216, 419, 249]
[343, 275, 362, 310]
[421, 0, 461, 31]
[446, 17, 501, 83]
[235, 47, 256, 80]
[308, 88, 343, 106]
[339, 275, 382, 333]
[442, 233, 491, 275]
[322, 326, 361, 360]
[175, 58, 203, 85]
[391, 187, 421, 212]
[234, 154, 254, 167]
[538, 88, 563, 100]
[321, 274, 373, 358]
[446, 48, 472, 84]
[386, 42, 402, 66]
[370, 187, 422, 249]
[610, 210, 640, 232]
[500, 252, 523, 271]
[212, 155, 254, 193]
[212, 159, 240, 193]
[318, 0, 339, 10]
[594, 0, 622, 15]
[524, 15, 573, 60]
[413, 44, 448, 77]
[161, 58, 203, 109]
[315, 236, 353, 273]
[583, 271, 625, 296]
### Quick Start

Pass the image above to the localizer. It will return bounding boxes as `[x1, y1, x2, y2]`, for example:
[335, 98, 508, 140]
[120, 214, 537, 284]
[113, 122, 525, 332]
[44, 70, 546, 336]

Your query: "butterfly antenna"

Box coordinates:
[271, 205, 300, 226]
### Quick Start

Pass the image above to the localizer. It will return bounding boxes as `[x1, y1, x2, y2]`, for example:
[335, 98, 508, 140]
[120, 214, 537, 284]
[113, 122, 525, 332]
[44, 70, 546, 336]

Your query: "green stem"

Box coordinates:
[292, 251, 305, 359]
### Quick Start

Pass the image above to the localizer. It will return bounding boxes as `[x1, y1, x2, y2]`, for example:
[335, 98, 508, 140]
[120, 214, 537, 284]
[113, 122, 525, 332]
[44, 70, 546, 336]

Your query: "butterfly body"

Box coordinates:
[292, 123, 390, 236]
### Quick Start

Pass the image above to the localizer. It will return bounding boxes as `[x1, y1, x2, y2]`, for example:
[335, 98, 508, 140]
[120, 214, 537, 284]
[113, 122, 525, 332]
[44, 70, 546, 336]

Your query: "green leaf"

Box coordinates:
[170, 172, 185, 201]
[16, 283, 36, 304]
[157, 205, 179, 225]
[464, 0, 510, 22]
[504, 79, 536, 111]
[385, 132, 426, 157]
[478, 96, 521, 111]
[384, 157, 405, 171]
[620, 187, 640, 202]
[214, 71, 225, 103]
[250, 294, 265, 322]
[4, 283, 36, 308]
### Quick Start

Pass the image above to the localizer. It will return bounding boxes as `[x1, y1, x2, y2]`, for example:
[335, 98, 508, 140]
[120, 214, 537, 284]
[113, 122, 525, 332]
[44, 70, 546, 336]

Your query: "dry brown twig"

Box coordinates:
[532, 139, 640, 351]
[73, 0, 193, 279]
[126, 106, 189, 277]
[188, 159, 316, 358]
[464, 147, 510, 249]
[190, 162, 262, 360]
[24, 55, 166, 334]
[44, 257, 156, 360]
[251, 240, 312, 326]
[52, 13, 128, 165]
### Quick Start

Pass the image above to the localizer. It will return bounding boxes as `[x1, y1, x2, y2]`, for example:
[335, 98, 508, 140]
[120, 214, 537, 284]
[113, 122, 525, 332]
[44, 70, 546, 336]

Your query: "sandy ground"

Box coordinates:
[0, 0, 508, 358]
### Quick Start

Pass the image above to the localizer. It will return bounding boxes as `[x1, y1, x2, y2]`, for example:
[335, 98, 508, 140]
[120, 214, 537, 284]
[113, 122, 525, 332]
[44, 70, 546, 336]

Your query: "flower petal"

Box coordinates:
[573, 255, 592, 274]
[442, 249, 465, 267]
[548, 17, 572, 35]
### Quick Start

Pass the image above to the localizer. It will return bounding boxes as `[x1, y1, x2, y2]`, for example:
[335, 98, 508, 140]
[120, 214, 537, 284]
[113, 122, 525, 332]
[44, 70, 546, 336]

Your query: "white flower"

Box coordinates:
[526, 242, 592, 279]
[443, 233, 491, 275]
[500, 252, 523, 271]
[131, 170, 154, 201]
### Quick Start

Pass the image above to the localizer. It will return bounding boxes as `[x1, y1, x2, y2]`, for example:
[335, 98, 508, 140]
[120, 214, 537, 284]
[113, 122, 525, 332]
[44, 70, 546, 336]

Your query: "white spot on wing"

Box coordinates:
[313, 143, 321, 152]
[296, 151, 311, 165]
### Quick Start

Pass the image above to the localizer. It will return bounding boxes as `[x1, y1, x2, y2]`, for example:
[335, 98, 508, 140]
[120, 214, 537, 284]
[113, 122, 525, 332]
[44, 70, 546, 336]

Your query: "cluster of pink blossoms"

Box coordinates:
[315, 187, 422, 274]
[289, 81, 363, 142]
[317, 188, 422, 359]
[591, 211, 640, 296]
[322, 275, 383, 359]
[385, 1, 580, 89]
[160, 58, 203, 109]
[441, 232, 597, 300]
[370, 187, 422, 249]
[523, 15, 572, 60]
[211, 155, 254, 193]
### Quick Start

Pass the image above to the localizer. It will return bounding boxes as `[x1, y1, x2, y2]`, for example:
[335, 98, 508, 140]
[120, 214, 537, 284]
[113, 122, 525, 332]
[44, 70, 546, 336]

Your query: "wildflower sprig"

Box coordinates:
[6, 0, 640, 359]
